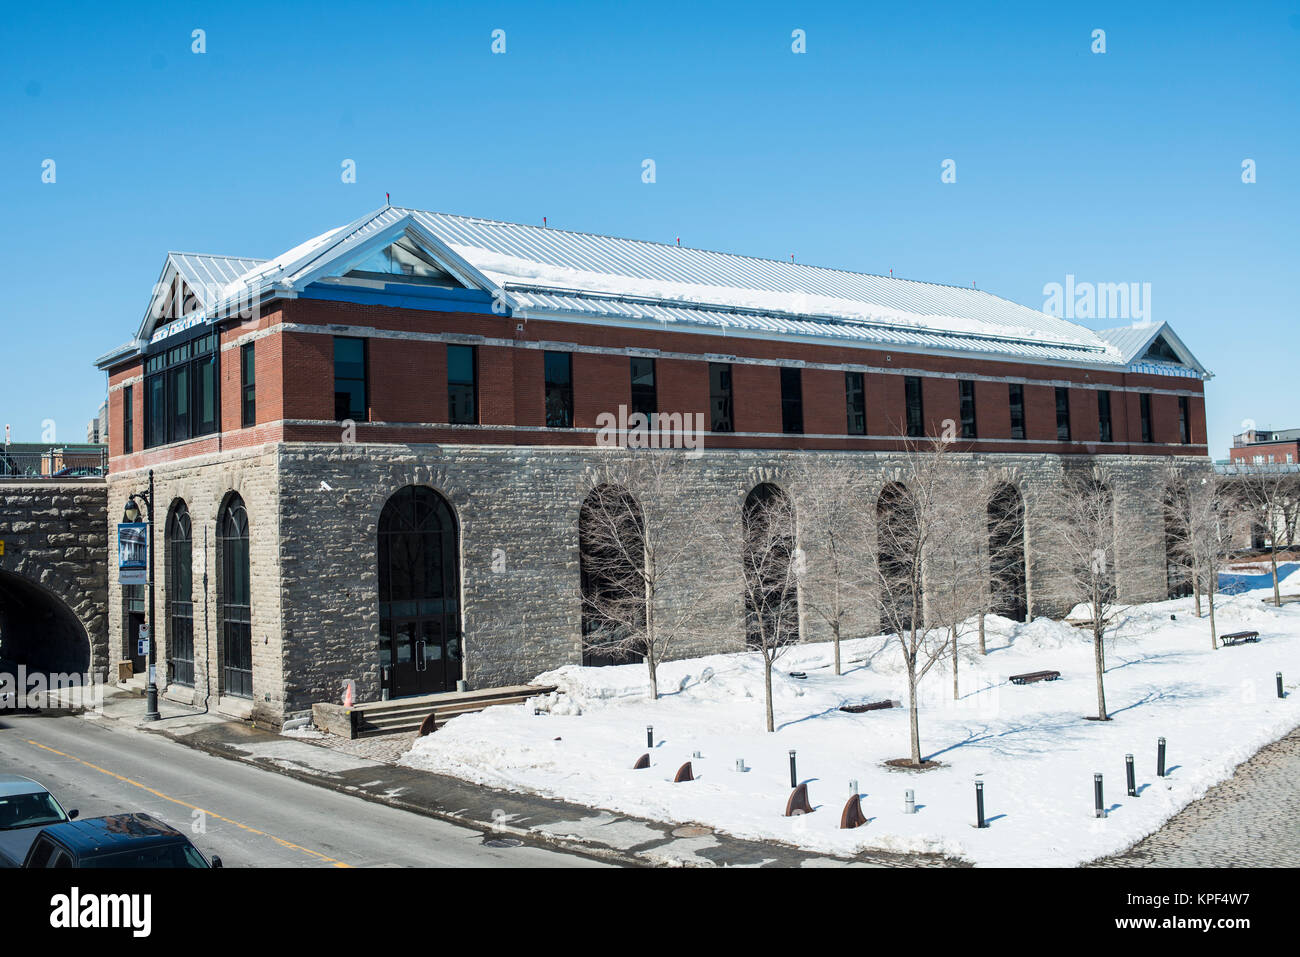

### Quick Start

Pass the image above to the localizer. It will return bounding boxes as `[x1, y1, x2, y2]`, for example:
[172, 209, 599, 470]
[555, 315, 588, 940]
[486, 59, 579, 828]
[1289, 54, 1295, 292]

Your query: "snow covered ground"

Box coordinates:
[401, 582, 1300, 867]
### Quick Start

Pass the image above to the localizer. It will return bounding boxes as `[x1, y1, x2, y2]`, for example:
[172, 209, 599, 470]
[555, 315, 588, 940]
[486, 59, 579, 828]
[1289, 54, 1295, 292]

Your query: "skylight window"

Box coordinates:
[345, 235, 457, 284]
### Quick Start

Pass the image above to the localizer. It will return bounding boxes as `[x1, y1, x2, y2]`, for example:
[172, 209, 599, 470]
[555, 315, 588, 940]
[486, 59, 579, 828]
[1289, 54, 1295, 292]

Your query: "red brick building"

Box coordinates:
[1229, 428, 1300, 466]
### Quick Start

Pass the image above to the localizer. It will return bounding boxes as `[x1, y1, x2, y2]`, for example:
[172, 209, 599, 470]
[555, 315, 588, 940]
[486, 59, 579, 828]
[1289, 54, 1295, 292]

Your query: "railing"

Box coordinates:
[0, 448, 109, 479]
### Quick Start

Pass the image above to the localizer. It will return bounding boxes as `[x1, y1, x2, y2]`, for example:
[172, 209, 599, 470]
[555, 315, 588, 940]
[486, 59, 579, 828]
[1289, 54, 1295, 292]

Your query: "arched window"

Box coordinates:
[578, 484, 646, 667]
[166, 501, 194, 686]
[378, 486, 461, 697]
[741, 483, 799, 649]
[877, 481, 921, 633]
[988, 483, 1028, 622]
[219, 494, 252, 698]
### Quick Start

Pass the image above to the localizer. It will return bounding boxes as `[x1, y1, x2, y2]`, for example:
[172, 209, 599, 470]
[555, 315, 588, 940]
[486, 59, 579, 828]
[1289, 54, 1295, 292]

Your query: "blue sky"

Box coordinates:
[2, 1, 1296, 457]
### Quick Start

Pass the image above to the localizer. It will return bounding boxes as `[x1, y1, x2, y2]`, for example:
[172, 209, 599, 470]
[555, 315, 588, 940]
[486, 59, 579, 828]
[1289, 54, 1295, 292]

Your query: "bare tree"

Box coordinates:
[1166, 471, 1239, 648]
[1040, 469, 1133, 721]
[733, 483, 803, 732]
[787, 458, 871, 675]
[577, 454, 720, 700]
[1232, 466, 1296, 606]
[869, 438, 968, 764]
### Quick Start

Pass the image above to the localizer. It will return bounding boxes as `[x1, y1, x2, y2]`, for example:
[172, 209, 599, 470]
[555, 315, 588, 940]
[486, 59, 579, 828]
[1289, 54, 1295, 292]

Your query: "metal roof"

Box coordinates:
[106, 206, 1210, 377]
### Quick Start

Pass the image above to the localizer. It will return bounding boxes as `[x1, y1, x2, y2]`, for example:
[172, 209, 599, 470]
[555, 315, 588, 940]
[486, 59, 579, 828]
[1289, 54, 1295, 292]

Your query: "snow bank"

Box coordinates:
[401, 593, 1300, 866]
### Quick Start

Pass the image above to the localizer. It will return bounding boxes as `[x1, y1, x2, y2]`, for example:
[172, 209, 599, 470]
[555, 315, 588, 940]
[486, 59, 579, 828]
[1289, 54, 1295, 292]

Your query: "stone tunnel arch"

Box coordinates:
[0, 568, 93, 676]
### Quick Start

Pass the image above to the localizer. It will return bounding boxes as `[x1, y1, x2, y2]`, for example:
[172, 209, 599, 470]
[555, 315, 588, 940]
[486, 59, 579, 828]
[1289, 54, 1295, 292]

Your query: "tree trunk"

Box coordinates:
[1271, 550, 1281, 607]
[763, 656, 774, 733]
[1193, 573, 1203, 618]
[832, 620, 842, 676]
[645, 650, 658, 700]
[908, 664, 922, 765]
[1093, 627, 1108, 720]
[978, 612, 986, 655]
[951, 625, 959, 699]
[1207, 589, 1218, 650]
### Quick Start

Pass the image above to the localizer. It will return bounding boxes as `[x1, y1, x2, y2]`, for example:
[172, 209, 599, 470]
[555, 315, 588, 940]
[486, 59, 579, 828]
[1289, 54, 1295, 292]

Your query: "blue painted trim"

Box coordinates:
[301, 282, 506, 316]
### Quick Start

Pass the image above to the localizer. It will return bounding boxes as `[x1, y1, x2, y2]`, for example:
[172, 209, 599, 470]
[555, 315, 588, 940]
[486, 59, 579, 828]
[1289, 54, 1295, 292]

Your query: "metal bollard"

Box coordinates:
[1157, 737, 1166, 778]
[735, 758, 745, 773]
[788, 750, 798, 788]
[1278, 672, 1286, 700]
[1094, 773, 1106, 818]
[904, 789, 915, 814]
[1126, 754, 1137, 797]
[975, 780, 987, 828]
[647, 725, 654, 748]
[849, 778, 858, 796]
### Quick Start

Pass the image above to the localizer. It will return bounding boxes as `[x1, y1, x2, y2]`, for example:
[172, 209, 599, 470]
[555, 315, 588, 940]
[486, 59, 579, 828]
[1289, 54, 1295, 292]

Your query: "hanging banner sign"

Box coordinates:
[118, 522, 148, 585]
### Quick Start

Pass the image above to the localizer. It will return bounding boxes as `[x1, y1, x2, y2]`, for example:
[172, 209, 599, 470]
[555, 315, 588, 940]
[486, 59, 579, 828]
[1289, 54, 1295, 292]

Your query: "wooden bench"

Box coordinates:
[1220, 630, 1259, 647]
[1009, 670, 1061, 685]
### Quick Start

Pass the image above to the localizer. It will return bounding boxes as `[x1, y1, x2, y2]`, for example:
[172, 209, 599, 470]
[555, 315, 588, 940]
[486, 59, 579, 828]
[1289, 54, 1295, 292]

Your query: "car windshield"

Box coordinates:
[0, 792, 67, 830]
[82, 842, 210, 868]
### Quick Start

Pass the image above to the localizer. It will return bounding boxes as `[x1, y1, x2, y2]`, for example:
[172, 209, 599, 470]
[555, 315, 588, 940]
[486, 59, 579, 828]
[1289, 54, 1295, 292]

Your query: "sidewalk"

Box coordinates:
[85, 686, 962, 868]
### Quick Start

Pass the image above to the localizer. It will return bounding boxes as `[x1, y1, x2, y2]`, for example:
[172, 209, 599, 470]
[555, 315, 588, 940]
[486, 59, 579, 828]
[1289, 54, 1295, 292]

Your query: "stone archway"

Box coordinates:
[0, 569, 92, 677]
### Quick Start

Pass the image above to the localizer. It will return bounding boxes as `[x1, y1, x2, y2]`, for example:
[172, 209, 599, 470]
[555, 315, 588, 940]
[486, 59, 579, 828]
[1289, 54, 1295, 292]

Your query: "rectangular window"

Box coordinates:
[709, 362, 733, 432]
[1178, 396, 1190, 444]
[544, 351, 573, 428]
[141, 332, 219, 450]
[167, 364, 191, 443]
[1055, 387, 1071, 442]
[1009, 383, 1026, 439]
[780, 367, 803, 434]
[630, 356, 656, 419]
[447, 344, 477, 425]
[1140, 393, 1153, 443]
[845, 371, 866, 435]
[145, 373, 166, 448]
[122, 385, 133, 454]
[1098, 390, 1113, 443]
[333, 337, 368, 422]
[959, 380, 977, 439]
[905, 376, 924, 438]
[240, 344, 256, 427]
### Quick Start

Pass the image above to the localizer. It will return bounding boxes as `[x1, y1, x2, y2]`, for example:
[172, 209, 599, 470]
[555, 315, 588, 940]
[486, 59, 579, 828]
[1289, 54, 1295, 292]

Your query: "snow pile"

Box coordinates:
[401, 593, 1300, 866]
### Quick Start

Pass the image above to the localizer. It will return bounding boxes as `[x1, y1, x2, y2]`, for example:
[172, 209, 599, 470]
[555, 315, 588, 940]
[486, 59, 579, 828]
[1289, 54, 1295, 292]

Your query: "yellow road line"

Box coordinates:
[26, 739, 351, 868]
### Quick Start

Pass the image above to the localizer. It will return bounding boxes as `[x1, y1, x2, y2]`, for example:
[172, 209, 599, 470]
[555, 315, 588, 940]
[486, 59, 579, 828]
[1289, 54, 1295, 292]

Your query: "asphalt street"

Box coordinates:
[0, 710, 609, 868]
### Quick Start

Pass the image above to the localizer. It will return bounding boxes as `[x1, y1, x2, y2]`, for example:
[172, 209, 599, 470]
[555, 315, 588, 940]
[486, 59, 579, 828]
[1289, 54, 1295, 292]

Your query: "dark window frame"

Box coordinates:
[1098, 389, 1113, 443]
[709, 362, 733, 432]
[1055, 387, 1072, 442]
[780, 367, 803, 435]
[141, 330, 219, 450]
[1009, 383, 1026, 440]
[447, 344, 478, 425]
[1140, 393, 1153, 443]
[167, 502, 194, 687]
[959, 380, 977, 439]
[1178, 396, 1191, 444]
[544, 351, 574, 429]
[240, 343, 256, 428]
[629, 356, 657, 419]
[904, 376, 924, 438]
[219, 495, 252, 699]
[333, 336, 368, 423]
[122, 384, 133, 455]
[845, 371, 866, 435]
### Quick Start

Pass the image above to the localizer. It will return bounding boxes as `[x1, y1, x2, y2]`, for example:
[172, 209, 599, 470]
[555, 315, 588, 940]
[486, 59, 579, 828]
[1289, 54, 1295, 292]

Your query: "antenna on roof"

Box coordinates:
[890, 268, 894, 278]
[676, 237, 680, 246]
[543, 216, 548, 228]
[790, 254, 795, 263]
[385, 192, 390, 207]
[973, 280, 978, 289]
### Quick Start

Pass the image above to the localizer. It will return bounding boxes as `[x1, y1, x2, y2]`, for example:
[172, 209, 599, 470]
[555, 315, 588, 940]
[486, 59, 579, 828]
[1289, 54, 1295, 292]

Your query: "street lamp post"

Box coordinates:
[123, 469, 159, 721]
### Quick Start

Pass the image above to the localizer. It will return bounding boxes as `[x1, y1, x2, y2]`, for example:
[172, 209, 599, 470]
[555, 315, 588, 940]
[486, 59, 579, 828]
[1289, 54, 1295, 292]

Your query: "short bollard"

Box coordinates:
[904, 789, 915, 814]
[789, 750, 798, 788]
[1094, 773, 1106, 819]
[1125, 754, 1137, 798]
[646, 725, 654, 748]
[735, 758, 745, 773]
[975, 780, 987, 828]
[849, 778, 859, 796]
[1157, 737, 1167, 778]
[1278, 672, 1286, 700]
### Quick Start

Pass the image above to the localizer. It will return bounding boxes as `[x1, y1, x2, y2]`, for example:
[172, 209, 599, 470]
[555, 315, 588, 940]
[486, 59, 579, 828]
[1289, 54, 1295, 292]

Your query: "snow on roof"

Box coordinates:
[111, 206, 1209, 376]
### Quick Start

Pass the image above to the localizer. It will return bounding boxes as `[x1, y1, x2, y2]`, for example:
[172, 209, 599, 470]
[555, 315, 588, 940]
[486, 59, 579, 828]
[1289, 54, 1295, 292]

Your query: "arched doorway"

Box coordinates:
[166, 501, 194, 686]
[0, 570, 91, 679]
[578, 484, 646, 667]
[988, 483, 1028, 622]
[741, 483, 799, 650]
[877, 481, 920, 633]
[377, 486, 461, 697]
[218, 494, 252, 698]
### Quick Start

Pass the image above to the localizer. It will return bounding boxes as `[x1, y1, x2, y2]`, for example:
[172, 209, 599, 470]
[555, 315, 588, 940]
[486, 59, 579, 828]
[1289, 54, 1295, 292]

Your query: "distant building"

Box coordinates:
[86, 399, 108, 444]
[1229, 427, 1300, 466]
[0, 442, 107, 478]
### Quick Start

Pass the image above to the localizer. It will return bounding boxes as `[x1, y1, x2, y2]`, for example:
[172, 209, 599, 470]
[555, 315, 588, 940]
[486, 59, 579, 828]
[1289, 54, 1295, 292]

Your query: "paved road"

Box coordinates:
[1094, 726, 1300, 867]
[0, 711, 608, 868]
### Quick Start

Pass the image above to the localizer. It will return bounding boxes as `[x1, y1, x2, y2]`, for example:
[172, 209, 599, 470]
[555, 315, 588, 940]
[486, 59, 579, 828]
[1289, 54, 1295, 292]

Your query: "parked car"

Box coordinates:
[51, 465, 105, 478]
[19, 812, 221, 868]
[0, 773, 77, 867]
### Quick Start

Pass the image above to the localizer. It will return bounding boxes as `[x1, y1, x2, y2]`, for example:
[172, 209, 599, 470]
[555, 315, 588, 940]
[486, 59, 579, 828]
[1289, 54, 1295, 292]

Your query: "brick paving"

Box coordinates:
[1093, 726, 1300, 866]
